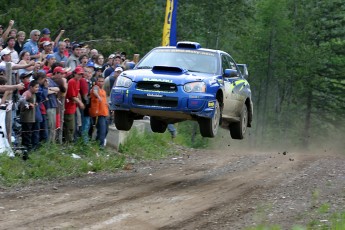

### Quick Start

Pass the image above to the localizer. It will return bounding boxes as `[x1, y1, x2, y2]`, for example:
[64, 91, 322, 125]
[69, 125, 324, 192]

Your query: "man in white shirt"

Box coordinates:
[3, 37, 19, 64]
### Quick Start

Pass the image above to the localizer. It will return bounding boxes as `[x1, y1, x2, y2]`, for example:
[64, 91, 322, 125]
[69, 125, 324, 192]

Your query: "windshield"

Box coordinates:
[137, 49, 219, 74]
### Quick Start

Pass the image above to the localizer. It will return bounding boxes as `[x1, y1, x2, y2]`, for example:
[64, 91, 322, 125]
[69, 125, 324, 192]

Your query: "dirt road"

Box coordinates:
[1, 146, 345, 230]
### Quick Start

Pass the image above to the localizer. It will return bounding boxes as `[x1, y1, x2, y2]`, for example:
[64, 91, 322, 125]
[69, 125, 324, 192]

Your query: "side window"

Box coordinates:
[228, 56, 237, 70]
[221, 55, 231, 74]
[228, 56, 242, 77]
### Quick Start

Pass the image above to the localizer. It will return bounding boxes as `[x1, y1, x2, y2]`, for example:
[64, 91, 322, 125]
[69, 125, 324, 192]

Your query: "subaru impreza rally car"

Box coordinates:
[110, 41, 253, 139]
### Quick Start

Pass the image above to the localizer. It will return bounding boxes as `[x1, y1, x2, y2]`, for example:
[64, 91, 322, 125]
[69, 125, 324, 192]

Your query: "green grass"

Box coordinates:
[0, 121, 208, 187]
[0, 140, 125, 186]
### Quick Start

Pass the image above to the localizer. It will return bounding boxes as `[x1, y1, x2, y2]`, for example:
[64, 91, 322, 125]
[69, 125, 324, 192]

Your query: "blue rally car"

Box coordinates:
[110, 41, 253, 139]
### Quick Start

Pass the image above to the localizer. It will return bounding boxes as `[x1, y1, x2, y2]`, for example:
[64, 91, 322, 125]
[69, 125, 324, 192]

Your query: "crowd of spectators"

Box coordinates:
[0, 20, 138, 158]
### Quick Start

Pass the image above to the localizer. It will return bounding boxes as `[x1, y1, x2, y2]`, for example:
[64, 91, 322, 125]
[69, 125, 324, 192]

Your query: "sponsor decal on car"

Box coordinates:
[147, 94, 164, 97]
[143, 78, 173, 83]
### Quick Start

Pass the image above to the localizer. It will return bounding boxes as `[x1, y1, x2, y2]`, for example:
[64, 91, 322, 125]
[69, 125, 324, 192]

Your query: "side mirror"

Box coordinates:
[237, 64, 249, 79]
[224, 69, 238, 78]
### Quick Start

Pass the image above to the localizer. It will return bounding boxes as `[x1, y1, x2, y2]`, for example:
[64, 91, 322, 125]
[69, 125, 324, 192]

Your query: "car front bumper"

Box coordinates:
[111, 87, 217, 120]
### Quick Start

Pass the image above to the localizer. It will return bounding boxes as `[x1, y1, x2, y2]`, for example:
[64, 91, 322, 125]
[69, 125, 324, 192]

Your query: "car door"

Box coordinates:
[222, 54, 246, 118]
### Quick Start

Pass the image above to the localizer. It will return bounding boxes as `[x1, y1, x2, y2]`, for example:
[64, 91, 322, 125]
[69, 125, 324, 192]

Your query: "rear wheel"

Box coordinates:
[150, 117, 168, 133]
[229, 104, 248, 139]
[114, 110, 134, 131]
[198, 101, 220, 138]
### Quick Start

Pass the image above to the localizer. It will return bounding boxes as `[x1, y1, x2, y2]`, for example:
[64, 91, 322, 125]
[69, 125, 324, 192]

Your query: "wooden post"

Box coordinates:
[5, 63, 12, 144]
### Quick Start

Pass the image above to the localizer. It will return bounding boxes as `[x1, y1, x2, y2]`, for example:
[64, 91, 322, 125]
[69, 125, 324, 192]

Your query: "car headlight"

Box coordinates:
[115, 75, 132, 88]
[184, 82, 206, 93]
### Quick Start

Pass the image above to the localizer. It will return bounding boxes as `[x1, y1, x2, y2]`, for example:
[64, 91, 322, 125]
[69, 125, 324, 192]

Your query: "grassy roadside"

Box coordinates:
[0, 121, 207, 187]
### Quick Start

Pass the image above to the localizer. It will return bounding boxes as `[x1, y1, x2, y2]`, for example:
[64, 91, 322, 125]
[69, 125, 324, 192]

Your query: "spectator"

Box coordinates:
[104, 66, 122, 99]
[103, 55, 122, 78]
[63, 66, 84, 142]
[41, 41, 54, 61]
[103, 54, 115, 72]
[18, 51, 35, 76]
[0, 69, 24, 92]
[65, 43, 82, 71]
[34, 72, 49, 143]
[54, 41, 68, 65]
[0, 49, 35, 71]
[94, 54, 104, 69]
[22, 29, 41, 60]
[3, 36, 19, 64]
[89, 75, 109, 147]
[80, 66, 94, 141]
[14, 31, 26, 55]
[0, 20, 14, 45]
[0, 25, 3, 40]
[19, 72, 32, 95]
[45, 67, 62, 143]
[18, 80, 40, 151]
[42, 54, 56, 73]
[90, 49, 98, 59]
[51, 64, 67, 141]
[167, 124, 177, 139]
[79, 54, 89, 67]
[63, 38, 71, 56]
[38, 28, 52, 51]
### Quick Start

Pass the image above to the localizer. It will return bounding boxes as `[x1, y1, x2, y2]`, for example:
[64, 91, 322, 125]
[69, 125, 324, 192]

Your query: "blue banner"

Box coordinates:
[162, 0, 178, 46]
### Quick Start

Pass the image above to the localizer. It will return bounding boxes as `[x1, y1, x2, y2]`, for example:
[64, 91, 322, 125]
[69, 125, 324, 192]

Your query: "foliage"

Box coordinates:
[1, 0, 344, 149]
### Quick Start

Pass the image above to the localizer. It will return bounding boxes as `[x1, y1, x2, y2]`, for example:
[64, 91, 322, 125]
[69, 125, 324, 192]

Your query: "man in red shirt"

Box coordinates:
[63, 66, 84, 142]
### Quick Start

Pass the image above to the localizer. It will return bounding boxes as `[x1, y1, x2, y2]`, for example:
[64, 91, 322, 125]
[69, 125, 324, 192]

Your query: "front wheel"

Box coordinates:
[150, 117, 167, 133]
[198, 101, 220, 138]
[229, 104, 248, 139]
[114, 110, 134, 131]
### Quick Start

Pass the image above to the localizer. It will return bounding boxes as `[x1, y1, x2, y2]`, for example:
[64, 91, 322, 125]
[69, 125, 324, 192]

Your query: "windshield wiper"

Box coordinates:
[137, 66, 152, 69]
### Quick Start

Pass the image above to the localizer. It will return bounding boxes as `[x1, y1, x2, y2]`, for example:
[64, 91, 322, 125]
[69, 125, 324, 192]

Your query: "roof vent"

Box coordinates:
[176, 41, 201, 49]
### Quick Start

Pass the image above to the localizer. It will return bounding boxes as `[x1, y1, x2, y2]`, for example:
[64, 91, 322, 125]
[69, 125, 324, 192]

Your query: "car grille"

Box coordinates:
[132, 95, 178, 108]
[136, 82, 178, 92]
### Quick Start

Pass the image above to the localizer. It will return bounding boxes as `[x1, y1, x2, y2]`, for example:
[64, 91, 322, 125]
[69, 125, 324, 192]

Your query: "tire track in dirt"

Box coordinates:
[0, 150, 323, 229]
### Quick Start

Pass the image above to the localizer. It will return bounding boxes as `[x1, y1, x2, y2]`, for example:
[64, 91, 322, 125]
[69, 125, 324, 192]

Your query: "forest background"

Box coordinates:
[1, 0, 344, 151]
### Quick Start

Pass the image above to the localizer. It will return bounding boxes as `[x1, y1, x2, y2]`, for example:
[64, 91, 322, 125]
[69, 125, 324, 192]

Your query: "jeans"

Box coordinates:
[39, 114, 48, 142]
[167, 124, 177, 138]
[46, 108, 56, 142]
[82, 115, 91, 142]
[95, 116, 108, 147]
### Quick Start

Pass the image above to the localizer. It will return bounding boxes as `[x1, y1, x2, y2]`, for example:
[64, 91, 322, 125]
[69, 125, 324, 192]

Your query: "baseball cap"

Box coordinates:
[46, 54, 55, 60]
[108, 54, 115, 59]
[74, 66, 84, 75]
[63, 38, 70, 42]
[86, 61, 95, 67]
[20, 71, 33, 79]
[0, 49, 11, 57]
[115, 67, 123, 72]
[53, 66, 67, 74]
[43, 41, 52, 46]
[41, 28, 51, 35]
[72, 43, 82, 50]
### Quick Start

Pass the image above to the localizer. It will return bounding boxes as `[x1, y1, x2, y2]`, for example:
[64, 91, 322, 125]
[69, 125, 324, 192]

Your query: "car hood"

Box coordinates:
[122, 66, 215, 85]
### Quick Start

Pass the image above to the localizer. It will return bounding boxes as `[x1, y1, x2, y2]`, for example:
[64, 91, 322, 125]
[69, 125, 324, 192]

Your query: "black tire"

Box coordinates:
[229, 104, 248, 139]
[150, 117, 168, 133]
[198, 100, 220, 138]
[114, 110, 134, 131]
